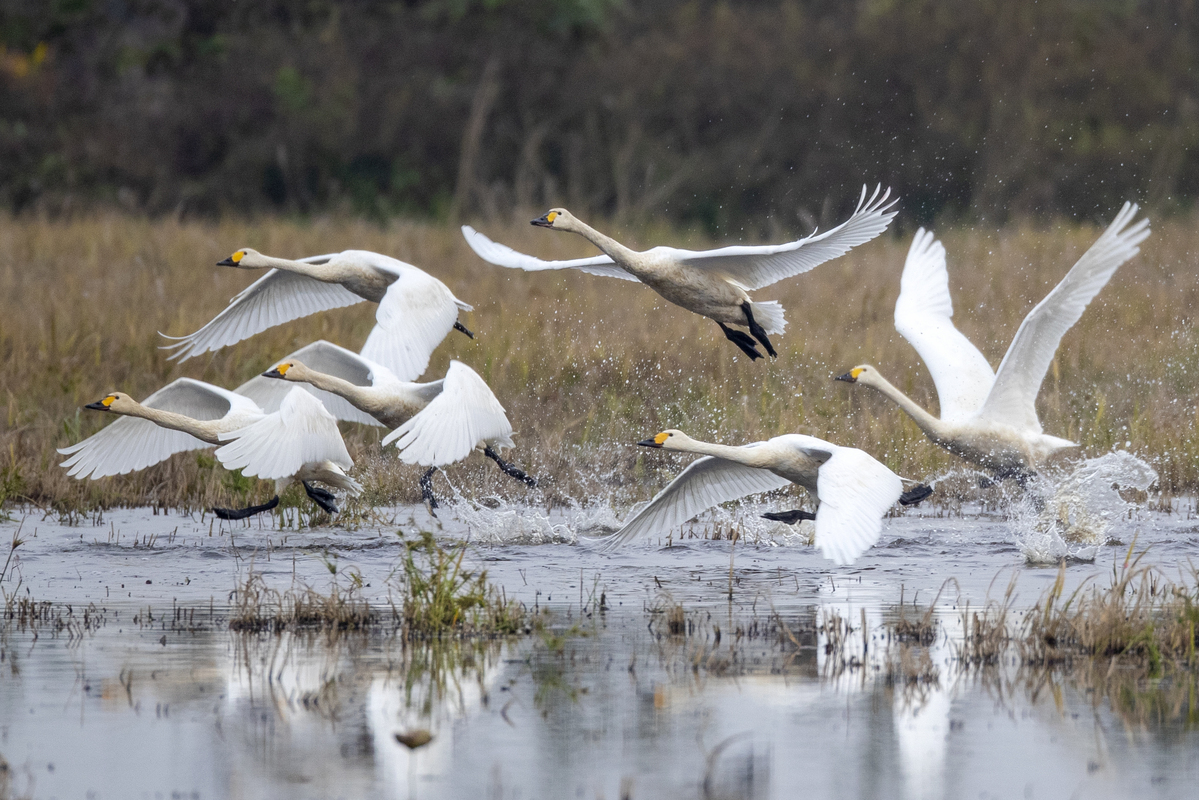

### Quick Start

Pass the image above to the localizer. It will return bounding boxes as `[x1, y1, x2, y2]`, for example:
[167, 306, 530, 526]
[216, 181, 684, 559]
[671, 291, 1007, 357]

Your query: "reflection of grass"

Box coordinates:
[4, 212, 1199, 516]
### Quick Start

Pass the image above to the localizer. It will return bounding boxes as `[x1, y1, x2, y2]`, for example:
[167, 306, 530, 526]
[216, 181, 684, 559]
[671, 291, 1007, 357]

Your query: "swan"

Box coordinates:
[214, 386, 362, 519]
[160, 249, 474, 380]
[462, 185, 897, 360]
[836, 202, 1150, 478]
[235, 340, 536, 510]
[58, 379, 359, 518]
[595, 429, 931, 565]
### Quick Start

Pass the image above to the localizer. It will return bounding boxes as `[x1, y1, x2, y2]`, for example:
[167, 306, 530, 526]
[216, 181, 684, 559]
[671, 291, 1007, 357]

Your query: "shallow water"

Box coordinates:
[2, 496, 1199, 799]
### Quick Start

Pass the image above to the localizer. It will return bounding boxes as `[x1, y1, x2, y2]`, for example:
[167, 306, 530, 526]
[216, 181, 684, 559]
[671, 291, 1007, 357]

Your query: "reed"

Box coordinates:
[1, 209, 1195, 514]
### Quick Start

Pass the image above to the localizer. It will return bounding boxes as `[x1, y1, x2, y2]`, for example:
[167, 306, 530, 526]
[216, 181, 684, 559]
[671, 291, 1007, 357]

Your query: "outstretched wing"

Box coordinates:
[663, 185, 898, 290]
[596, 450, 791, 550]
[813, 447, 902, 565]
[978, 202, 1150, 432]
[58, 378, 241, 479]
[359, 267, 462, 381]
[382, 361, 514, 466]
[461, 226, 639, 281]
[234, 340, 387, 427]
[893, 229, 995, 423]
[160, 255, 364, 361]
[215, 388, 352, 480]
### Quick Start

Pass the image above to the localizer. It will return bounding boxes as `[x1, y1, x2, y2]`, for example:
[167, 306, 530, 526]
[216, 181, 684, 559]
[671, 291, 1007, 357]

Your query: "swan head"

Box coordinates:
[531, 208, 574, 230]
[262, 360, 308, 381]
[85, 392, 135, 414]
[834, 365, 880, 388]
[637, 429, 691, 450]
[217, 248, 265, 268]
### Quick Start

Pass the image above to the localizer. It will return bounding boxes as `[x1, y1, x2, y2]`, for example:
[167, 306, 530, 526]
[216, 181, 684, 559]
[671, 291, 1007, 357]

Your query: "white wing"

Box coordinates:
[161, 257, 365, 361]
[597, 449, 792, 550]
[893, 229, 995, 423]
[234, 340, 388, 427]
[461, 226, 640, 281]
[978, 203, 1150, 432]
[57, 378, 254, 480]
[382, 361, 514, 466]
[661, 185, 898, 290]
[216, 388, 352, 480]
[359, 267, 462, 381]
[813, 446, 902, 566]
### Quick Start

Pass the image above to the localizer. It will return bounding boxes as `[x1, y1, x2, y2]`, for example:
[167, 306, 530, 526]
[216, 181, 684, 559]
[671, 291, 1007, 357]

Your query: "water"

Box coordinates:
[2, 458, 1199, 799]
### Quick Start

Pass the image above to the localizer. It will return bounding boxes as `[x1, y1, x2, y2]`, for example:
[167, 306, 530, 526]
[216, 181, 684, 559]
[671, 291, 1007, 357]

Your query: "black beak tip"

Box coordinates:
[531, 216, 552, 228]
[263, 368, 283, 379]
[216, 257, 236, 266]
[834, 372, 856, 383]
[637, 438, 662, 448]
[84, 401, 107, 411]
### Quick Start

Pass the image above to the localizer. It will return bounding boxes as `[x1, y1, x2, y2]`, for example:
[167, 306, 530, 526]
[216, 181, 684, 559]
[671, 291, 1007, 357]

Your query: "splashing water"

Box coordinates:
[1010, 451, 1158, 564]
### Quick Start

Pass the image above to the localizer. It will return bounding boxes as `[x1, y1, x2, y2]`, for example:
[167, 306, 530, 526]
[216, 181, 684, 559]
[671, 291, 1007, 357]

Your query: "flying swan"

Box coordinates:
[836, 202, 1150, 478]
[58, 379, 360, 518]
[462, 185, 897, 360]
[594, 430, 931, 565]
[234, 340, 536, 510]
[160, 248, 474, 381]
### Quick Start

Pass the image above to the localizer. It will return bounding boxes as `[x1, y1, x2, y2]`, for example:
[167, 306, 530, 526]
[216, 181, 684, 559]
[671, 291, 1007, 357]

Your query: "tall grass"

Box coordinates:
[2, 209, 1197, 514]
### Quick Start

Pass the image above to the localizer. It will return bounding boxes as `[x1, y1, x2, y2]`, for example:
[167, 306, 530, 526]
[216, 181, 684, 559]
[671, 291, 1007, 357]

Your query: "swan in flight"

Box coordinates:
[58, 379, 359, 518]
[595, 430, 931, 565]
[462, 185, 897, 360]
[836, 202, 1150, 478]
[160, 249, 474, 380]
[214, 387, 362, 518]
[235, 340, 535, 510]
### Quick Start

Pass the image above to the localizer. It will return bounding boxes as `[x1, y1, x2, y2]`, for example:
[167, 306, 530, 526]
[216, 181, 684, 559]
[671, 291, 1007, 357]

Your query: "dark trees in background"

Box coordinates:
[0, 0, 1197, 232]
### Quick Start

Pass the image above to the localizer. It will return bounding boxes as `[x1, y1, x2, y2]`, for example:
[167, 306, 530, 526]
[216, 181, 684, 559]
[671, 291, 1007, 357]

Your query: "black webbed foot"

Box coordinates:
[214, 495, 280, 520]
[741, 302, 778, 358]
[718, 322, 763, 360]
[762, 509, 817, 525]
[420, 467, 439, 517]
[483, 445, 538, 488]
[899, 484, 934, 506]
[303, 481, 339, 515]
[454, 320, 475, 339]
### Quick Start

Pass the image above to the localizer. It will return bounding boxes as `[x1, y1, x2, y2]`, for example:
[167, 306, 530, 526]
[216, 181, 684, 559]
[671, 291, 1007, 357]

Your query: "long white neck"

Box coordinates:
[289, 368, 428, 429]
[861, 373, 949, 443]
[256, 254, 336, 281]
[563, 219, 641, 266]
[124, 404, 223, 445]
[670, 436, 771, 468]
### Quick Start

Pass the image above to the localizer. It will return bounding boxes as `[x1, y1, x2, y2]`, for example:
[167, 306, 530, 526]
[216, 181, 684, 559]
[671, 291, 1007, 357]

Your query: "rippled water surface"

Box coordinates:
[2, 496, 1199, 799]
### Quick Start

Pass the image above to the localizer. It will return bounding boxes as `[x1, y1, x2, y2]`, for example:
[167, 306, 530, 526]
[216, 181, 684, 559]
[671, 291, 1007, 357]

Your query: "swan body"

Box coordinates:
[598, 429, 907, 565]
[57, 378, 265, 479]
[161, 248, 473, 380]
[463, 185, 897, 360]
[838, 202, 1150, 476]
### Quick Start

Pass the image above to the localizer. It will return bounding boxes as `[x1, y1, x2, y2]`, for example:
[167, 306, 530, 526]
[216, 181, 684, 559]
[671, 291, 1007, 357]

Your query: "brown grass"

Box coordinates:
[2, 209, 1196, 514]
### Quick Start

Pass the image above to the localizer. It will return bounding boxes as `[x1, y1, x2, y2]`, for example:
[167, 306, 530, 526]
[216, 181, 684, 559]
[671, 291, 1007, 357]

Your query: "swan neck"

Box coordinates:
[864, 375, 946, 440]
[259, 254, 328, 279]
[126, 403, 221, 445]
[675, 438, 767, 468]
[569, 220, 639, 264]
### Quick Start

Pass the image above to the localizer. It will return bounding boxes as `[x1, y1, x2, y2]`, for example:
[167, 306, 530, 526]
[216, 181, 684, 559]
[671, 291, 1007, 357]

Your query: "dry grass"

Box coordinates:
[2, 208, 1197, 514]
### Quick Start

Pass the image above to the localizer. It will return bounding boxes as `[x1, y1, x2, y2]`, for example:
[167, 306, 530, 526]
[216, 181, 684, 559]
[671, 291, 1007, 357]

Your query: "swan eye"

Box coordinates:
[231, 250, 245, 263]
[546, 212, 558, 224]
[654, 431, 670, 445]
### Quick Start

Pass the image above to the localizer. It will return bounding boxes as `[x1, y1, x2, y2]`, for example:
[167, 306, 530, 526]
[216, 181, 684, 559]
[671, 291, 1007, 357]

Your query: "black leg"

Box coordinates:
[303, 481, 339, 515]
[718, 322, 763, 361]
[419, 467, 439, 516]
[741, 302, 777, 358]
[483, 446, 538, 488]
[762, 509, 816, 525]
[454, 321, 475, 339]
[214, 495, 280, 520]
[899, 484, 933, 506]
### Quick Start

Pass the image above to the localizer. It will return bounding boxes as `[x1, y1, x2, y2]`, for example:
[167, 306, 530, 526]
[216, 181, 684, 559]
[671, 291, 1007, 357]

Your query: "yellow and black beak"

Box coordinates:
[531, 211, 556, 228]
[834, 371, 857, 383]
[262, 366, 286, 379]
[86, 396, 115, 411]
[637, 437, 663, 448]
[216, 256, 238, 266]
[217, 250, 245, 267]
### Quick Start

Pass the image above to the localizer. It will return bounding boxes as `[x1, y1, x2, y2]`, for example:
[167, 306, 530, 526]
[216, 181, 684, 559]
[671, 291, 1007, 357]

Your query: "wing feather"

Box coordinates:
[234, 340, 387, 426]
[461, 226, 639, 281]
[813, 447, 902, 565]
[359, 269, 460, 381]
[216, 388, 352, 480]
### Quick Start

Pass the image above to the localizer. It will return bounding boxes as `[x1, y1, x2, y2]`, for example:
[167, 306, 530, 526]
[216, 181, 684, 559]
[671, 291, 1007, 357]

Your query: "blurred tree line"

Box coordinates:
[1, 0, 1196, 230]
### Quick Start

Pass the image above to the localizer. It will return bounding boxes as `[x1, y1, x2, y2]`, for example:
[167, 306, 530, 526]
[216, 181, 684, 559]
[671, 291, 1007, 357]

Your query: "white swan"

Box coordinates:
[160, 248, 474, 380]
[462, 185, 897, 360]
[235, 340, 536, 509]
[597, 429, 929, 565]
[836, 202, 1150, 478]
[214, 387, 362, 518]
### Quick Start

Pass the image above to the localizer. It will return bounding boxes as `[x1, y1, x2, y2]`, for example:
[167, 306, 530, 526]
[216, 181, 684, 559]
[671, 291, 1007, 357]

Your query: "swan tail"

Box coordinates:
[750, 301, 787, 336]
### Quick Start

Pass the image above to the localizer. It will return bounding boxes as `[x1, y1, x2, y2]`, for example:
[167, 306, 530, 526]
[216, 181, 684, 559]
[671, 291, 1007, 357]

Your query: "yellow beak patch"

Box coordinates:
[850, 367, 865, 379]
[546, 211, 558, 223]
[654, 431, 670, 445]
[102, 395, 115, 407]
[276, 363, 290, 376]
[232, 250, 245, 263]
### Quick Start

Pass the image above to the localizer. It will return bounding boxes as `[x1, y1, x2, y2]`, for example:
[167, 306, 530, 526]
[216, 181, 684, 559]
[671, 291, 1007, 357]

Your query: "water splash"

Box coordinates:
[1010, 451, 1158, 564]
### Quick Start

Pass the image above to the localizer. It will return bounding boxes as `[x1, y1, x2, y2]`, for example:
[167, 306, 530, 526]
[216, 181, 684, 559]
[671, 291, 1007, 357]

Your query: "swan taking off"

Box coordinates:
[236, 340, 536, 510]
[596, 430, 930, 565]
[462, 185, 897, 360]
[837, 202, 1150, 478]
[160, 249, 473, 381]
[214, 387, 362, 518]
